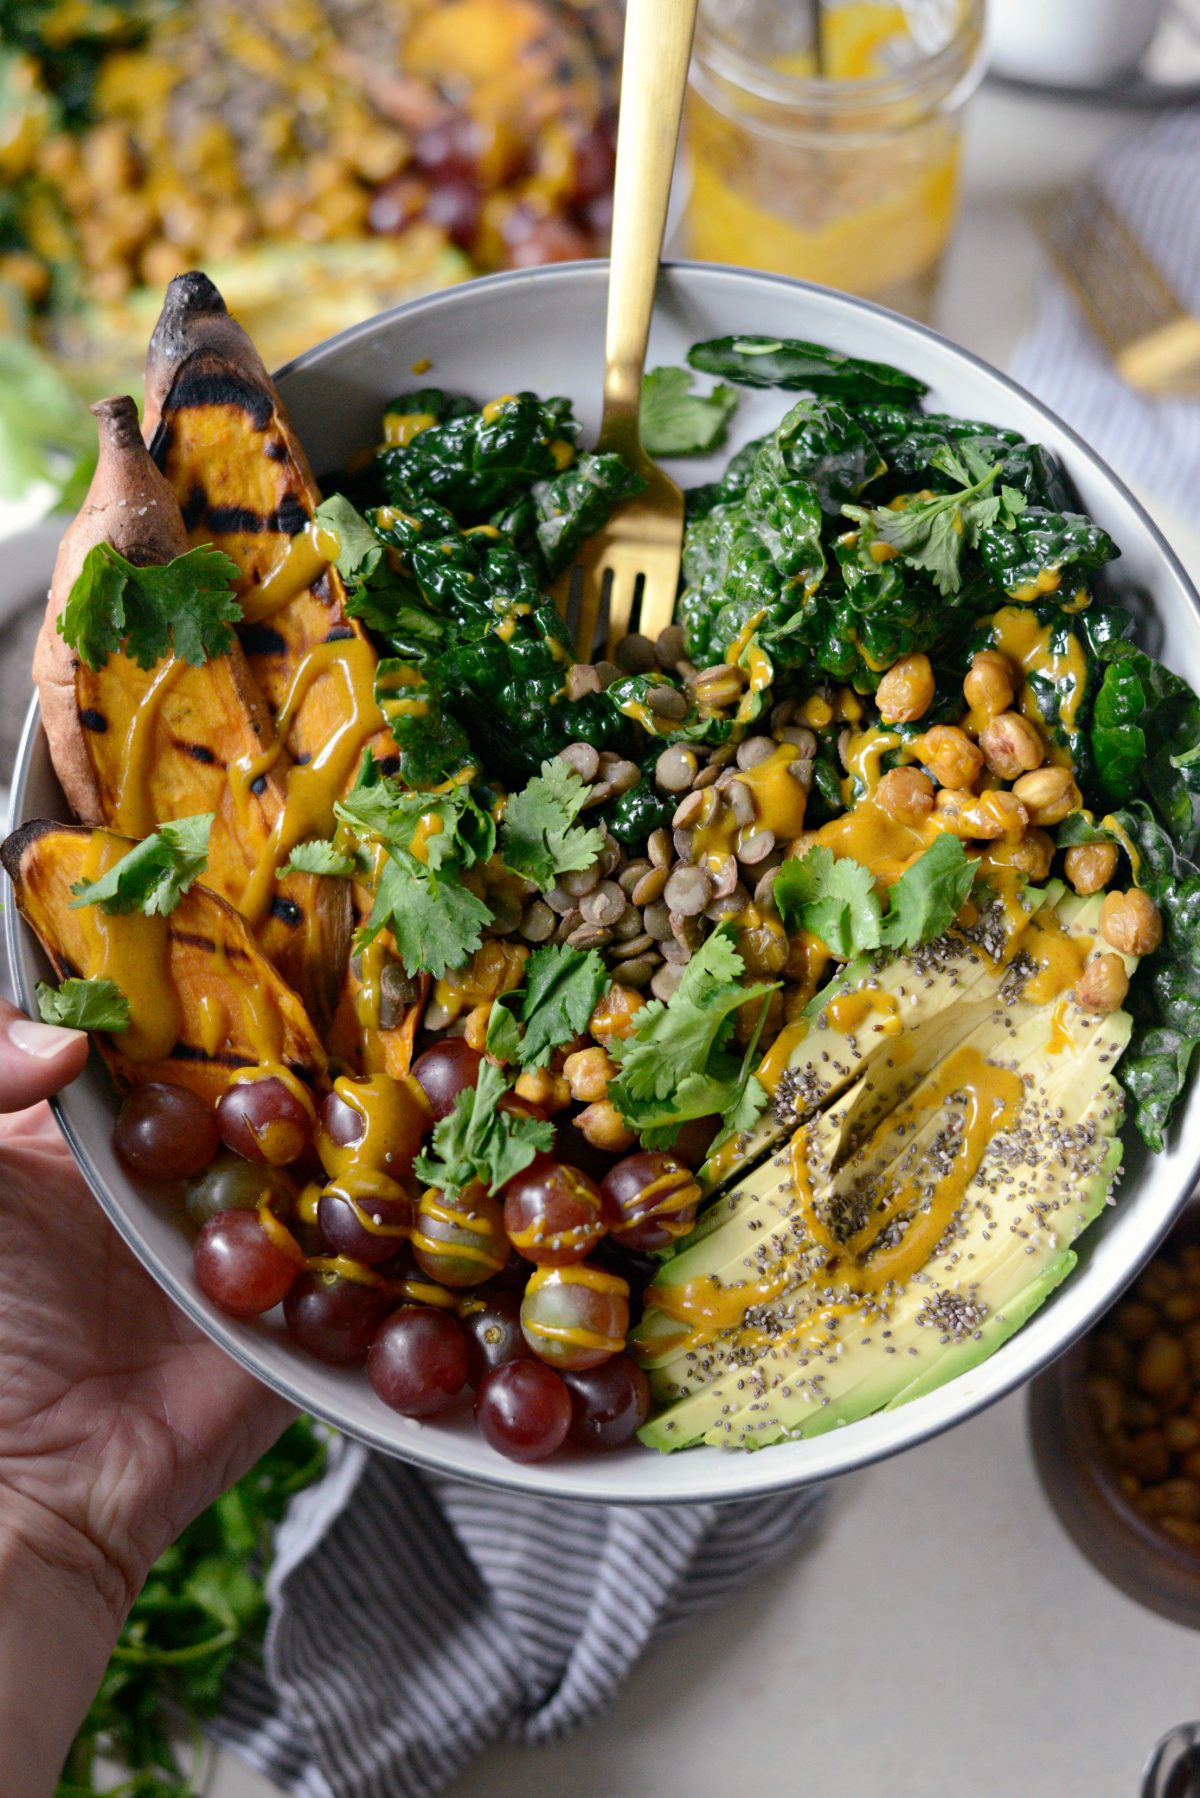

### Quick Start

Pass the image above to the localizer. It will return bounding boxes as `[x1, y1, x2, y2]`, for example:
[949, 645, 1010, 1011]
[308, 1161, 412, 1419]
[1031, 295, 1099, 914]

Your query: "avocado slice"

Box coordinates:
[638, 892, 1134, 1452]
[698, 878, 1064, 1198]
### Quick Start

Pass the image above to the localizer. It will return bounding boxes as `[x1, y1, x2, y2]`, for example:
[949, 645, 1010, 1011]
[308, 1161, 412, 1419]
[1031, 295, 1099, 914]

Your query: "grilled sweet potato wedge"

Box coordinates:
[145, 272, 424, 1068]
[144, 271, 395, 780]
[2, 820, 328, 1104]
[33, 396, 351, 1027]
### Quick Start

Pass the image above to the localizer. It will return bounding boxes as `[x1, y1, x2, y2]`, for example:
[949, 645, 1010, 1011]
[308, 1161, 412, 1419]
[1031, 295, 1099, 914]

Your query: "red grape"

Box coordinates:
[316, 1075, 430, 1183]
[368, 173, 430, 236]
[564, 1356, 651, 1451]
[475, 1359, 571, 1462]
[411, 1040, 482, 1120]
[115, 1083, 219, 1181]
[520, 1263, 629, 1371]
[600, 1152, 701, 1253]
[460, 1290, 531, 1386]
[317, 1177, 413, 1265]
[502, 1155, 606, 1266]
[284, 1269, 389, 1363]
[185, 1152, 295, 1227]
[569, 119, 616, 206]
[507, 217, 594, 268]
[368, 1306, 469, 1416]
[412, 1182, 508, 1287]
[193, 1210, 302, 1316]
[217, 1075, 313, 1167]
[425, 176, 482, 250]
[412, 116, 478, 182]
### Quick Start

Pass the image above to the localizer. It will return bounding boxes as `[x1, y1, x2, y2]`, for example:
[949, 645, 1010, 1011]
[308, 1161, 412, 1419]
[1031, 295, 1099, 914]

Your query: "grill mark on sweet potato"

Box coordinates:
[239, 622, 288, 657]
[180, 740, 219, 765]
[150, 368, 275, 434]
[80, 708, 107, 733]
[324, 625, 355, 643]
[271, 895, 302, 927]
[181, 486, 207, 531]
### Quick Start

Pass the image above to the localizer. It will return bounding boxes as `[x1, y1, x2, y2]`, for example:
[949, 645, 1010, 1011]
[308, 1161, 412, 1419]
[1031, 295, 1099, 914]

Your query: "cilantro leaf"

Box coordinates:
[280, 839, 360, 879]
[639, 366, 738, 458]
[58, 543, 243, 672]
[842, 452, 1017, 598]
[338, 778, 498, 978]
[314, 493, 385, 581]
[69, 814, 213, 917]
[359, 855, 492, 978]
[484, 996, 523, 1065]
[608, 929, 777, 1147]
[36, 976, 129, 1032]
[517, 945, 607, 1070]
[774, 846, 883, 959]
[500, 758, 605, 888]
[413, 1059, 553, 1198]
[879, 834, 977, 950]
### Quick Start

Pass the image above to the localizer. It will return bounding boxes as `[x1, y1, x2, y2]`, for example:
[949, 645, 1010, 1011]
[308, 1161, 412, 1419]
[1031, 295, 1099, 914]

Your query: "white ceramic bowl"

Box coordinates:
[7, 261, 1200, 1503]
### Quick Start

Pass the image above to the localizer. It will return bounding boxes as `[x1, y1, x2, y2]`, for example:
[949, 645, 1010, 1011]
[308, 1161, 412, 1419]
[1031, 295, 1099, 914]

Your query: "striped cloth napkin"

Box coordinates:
[1010, 105, 1200, 511]
[213, 1436, 823, 1797]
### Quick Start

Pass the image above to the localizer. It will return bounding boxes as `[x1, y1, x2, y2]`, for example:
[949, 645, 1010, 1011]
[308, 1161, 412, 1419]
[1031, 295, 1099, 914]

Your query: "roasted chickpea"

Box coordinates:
[978, 712, 1044, 781]
[936, 788, 1027, 842]
[1011, 765, 1082, 827]
[875, 653, 935, 724]
[1064, 841, 1119, 896]
[575, 1100, 637, 1153]
[875, 765, 935, 825]
[963, 649, 1015, 719]
[589, 984, 646, 1045]
[1100, 888, 1163, 956]
[985, 827, 1054, 880]
[563, 1045, 614, 1104]
[513, 1068, 571, 1113]
[918, 724, 984, 791]
[1075, 952, 1130, 1014]
[463, 1003, 492, 1052]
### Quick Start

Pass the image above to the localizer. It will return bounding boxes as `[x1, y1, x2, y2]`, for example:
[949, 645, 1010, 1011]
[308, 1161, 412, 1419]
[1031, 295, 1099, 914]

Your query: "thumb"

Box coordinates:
[0, 997, 90, 1113]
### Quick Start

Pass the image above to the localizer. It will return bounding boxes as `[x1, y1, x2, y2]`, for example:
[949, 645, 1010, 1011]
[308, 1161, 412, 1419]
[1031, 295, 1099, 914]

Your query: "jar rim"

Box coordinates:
[691, 0, 987, 118]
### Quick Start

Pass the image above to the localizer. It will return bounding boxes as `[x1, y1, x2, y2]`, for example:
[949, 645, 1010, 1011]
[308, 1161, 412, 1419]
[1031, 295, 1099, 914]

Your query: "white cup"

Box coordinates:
[987, 0, 1171, 87]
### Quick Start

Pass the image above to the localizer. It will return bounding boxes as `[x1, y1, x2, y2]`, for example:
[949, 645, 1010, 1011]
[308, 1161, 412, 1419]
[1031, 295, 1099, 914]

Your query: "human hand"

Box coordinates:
[0, 1001, 293, 1795]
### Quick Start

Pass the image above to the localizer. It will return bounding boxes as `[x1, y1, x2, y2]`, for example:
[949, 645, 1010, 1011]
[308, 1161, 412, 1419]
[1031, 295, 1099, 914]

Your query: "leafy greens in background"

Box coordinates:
[57, 1421, 324, 1798]
[0, 326, 95, 507]
[687, 335, 928, 404]
[639, 366, 738, 457]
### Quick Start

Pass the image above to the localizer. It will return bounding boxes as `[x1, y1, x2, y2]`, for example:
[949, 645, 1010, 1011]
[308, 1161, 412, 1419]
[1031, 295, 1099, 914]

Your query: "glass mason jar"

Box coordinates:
[683, 0, 986, 321]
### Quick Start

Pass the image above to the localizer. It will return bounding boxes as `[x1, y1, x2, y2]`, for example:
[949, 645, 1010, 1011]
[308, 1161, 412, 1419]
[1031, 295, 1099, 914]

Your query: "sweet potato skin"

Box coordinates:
[36, 393, 352, 1025]
[1, 819, 328, 1104]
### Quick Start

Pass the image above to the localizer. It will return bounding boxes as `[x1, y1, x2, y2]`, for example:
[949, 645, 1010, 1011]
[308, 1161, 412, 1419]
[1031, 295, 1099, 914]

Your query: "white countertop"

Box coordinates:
[134, 78, 1200, 1798]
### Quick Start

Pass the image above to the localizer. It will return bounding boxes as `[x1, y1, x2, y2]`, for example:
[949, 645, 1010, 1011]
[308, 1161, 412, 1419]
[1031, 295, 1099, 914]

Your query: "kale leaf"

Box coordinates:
[688, 335, 927, 403]
[378, 391, 579, 520]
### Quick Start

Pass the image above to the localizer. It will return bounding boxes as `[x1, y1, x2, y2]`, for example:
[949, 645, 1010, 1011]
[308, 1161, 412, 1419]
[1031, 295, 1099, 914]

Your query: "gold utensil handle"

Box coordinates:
[604, 0, 699, 433]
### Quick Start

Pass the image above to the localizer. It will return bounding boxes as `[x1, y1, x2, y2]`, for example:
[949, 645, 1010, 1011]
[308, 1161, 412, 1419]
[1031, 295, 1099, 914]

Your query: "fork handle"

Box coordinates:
[602, 0, 699, 448]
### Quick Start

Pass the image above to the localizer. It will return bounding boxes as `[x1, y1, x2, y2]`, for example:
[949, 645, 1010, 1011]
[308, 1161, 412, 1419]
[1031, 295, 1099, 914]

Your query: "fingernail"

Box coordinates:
[7, 1017, 86, 1059]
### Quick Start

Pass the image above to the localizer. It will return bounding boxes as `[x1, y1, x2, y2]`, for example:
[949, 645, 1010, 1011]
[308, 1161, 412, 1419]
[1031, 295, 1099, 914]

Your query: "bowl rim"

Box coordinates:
[8, 257, 1200, 1504]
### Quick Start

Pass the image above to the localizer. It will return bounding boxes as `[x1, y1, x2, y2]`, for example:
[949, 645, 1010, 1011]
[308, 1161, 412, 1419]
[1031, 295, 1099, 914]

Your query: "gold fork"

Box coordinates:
[554, 0, 699, 664]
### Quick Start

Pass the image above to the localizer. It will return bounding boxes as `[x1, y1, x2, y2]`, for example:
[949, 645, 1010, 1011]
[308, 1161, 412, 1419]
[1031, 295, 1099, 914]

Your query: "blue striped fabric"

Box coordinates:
[1011, 106, 1200, 510]
[212, 1436, 824, 1797]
